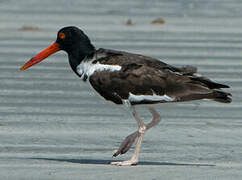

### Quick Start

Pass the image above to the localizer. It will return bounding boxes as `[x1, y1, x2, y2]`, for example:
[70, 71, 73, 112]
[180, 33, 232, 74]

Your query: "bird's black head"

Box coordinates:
[20, 26, 95, 71]
[56, 26, 95, 56]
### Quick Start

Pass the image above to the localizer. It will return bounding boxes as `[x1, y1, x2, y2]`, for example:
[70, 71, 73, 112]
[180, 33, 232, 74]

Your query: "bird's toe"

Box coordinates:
[110, 160, 138, 166]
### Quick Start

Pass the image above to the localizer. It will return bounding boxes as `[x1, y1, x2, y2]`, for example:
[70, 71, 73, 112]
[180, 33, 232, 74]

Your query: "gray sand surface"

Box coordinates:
[0, 0, 241, 179]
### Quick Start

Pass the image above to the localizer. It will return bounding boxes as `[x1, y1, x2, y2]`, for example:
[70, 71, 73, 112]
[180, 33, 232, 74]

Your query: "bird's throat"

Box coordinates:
[67, 45, 95, 77]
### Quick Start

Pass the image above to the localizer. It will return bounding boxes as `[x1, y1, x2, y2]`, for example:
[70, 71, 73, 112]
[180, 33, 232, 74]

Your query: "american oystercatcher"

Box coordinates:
[20, 26, 232, 166]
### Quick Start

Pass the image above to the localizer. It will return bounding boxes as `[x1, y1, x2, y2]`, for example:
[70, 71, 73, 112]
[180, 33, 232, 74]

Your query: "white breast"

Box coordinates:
[76, 60, 121, 80]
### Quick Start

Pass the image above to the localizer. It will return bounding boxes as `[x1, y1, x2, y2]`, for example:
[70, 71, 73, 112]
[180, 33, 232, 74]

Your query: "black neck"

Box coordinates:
[67, 43, 95, 76]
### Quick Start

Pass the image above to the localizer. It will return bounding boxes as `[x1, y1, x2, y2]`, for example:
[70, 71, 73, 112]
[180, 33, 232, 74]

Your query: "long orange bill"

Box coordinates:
[20, 42, 60, 71]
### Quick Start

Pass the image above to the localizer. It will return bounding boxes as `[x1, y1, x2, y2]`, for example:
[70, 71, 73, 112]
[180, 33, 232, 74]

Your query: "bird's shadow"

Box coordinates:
[28, 157, 215, 167]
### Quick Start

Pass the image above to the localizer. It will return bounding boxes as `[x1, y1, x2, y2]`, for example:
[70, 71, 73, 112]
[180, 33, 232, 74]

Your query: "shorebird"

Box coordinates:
[20, 26, 232, 166]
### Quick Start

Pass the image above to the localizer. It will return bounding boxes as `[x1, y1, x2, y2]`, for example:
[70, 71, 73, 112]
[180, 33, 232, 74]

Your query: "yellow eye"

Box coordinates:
[58, 32, 66, 39]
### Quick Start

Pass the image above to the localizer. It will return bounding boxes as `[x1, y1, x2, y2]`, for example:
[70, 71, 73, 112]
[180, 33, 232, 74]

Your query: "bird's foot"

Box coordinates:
[110, 159, 138, 166]
[113, 131, 138, 157]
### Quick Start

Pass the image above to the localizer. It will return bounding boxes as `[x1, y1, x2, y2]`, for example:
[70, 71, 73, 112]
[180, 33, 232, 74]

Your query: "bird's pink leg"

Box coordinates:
[111, 107, 161, 166]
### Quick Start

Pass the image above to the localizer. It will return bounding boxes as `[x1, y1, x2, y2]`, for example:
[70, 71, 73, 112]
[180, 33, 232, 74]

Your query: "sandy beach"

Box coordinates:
[0, 0, 241, 179]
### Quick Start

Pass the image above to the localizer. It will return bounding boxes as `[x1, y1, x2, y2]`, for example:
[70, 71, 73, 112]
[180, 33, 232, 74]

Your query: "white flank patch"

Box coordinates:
[128, 92, 174, 103]
[76, 60, 121, 80]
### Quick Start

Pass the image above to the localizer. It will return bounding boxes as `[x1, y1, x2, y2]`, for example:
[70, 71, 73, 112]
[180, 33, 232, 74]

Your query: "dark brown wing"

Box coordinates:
[96, 48, 196, 75]
[89, 48, 232, 105]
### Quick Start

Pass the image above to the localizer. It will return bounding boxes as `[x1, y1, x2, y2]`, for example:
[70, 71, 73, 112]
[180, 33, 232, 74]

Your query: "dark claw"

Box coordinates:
[113, 131, 139, 157]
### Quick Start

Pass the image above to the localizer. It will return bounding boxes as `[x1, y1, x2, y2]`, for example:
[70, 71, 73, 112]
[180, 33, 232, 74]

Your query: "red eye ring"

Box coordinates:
[58, 32, 66, 39]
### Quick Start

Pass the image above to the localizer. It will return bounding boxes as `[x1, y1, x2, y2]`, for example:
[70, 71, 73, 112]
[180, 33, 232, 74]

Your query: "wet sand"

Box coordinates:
[0, 0, 241, 179]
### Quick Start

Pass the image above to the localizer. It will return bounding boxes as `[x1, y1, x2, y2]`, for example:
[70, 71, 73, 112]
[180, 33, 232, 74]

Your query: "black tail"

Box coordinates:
[191, 76, 230, 89]
[212, 90, 232, 103]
